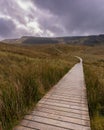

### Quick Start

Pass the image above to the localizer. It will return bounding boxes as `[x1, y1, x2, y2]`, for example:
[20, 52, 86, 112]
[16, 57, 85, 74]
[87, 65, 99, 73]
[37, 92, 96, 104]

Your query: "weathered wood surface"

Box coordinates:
[14, 59, 91, 130]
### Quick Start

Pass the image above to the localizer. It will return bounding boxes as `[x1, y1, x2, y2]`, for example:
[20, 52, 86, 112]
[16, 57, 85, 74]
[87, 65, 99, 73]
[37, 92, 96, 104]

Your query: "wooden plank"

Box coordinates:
[45, 94, 87, 101]
[43, 95, 87, 104]
[24, 115, 90, 130]
[39, 101, 88, 111]
[14, 126, 38, 130]
[40, 98, 87, 107]
[33, 107, 90, 120]
[28, 111, 90, 126]
[20, 120, 69, 130]
[37, 103, 89, 115]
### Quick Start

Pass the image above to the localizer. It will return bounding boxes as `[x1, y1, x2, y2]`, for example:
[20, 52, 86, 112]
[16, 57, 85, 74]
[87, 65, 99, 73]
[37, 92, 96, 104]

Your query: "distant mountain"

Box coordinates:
[2, 36, 59, 44]
[2, 38, 19, 44]
[1, 34, 104, 45]
[58, 34, 104, 45]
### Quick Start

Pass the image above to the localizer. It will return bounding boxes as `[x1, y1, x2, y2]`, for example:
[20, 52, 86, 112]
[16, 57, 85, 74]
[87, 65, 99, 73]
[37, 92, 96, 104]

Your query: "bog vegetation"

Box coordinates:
[0, 43, 103, 130]
[83, 55, 104, 130]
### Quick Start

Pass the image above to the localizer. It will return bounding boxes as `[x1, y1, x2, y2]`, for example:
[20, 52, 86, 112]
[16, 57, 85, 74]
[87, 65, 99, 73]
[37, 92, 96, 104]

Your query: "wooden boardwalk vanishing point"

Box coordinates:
[14, 58, 91, 130]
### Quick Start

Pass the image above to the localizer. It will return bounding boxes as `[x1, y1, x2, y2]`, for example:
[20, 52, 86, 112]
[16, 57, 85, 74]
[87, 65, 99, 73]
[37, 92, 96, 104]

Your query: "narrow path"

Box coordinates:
[14, 58, 91, 130]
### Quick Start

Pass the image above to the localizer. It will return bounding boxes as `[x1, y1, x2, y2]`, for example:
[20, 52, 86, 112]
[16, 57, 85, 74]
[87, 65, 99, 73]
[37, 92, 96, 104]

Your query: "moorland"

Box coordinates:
[0, 40, 104, 130]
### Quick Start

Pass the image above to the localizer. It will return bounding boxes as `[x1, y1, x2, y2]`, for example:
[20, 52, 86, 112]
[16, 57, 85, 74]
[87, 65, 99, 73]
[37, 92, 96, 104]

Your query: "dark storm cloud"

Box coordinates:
[34, 0, 73, 15]
[0, 18, 16, 37]
[34, 0, 104, 36]
[0, 0, 104, 39]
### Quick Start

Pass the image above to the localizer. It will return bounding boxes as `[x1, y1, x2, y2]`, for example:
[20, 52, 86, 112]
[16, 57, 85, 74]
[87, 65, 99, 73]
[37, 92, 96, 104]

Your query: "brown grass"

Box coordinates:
[0, 43, 104, 130]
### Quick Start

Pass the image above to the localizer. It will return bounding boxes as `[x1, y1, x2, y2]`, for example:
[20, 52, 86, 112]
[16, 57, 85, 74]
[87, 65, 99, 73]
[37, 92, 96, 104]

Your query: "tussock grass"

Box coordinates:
[84, 54, 104, 130]
[0, 44, 76, 130]
[0, 43, 104, 130]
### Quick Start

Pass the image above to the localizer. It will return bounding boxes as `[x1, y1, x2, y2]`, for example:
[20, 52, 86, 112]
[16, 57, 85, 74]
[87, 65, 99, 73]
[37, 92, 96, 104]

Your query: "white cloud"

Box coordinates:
[17, 0, 35, 11]
[46, 30, 54, 37]
[27, 20, 43, 35]
[0, 0, 50, 39]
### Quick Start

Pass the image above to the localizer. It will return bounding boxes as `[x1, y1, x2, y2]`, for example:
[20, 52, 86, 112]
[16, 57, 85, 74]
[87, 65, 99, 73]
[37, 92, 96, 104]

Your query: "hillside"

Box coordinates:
[2, 36, 59, 44]
[1, 34, 104, 45]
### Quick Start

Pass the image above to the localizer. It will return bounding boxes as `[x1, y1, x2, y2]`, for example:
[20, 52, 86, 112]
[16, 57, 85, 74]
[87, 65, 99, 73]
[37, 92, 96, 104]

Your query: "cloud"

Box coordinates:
[0, 0, 43, 39]
[34, 0, 104, 36]
[0, 18, 16, 37]
[0, 0, 104, 39]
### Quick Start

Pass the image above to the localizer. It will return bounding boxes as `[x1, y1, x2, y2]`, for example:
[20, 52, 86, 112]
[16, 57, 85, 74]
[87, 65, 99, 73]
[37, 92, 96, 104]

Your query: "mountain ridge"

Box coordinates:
[1, 34, 104, 45]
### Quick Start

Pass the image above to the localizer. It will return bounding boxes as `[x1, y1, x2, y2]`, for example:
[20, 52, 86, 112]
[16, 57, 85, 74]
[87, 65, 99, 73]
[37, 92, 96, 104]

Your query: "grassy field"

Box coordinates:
[0, 43, 104, 130]
[0, 43, 77, 130]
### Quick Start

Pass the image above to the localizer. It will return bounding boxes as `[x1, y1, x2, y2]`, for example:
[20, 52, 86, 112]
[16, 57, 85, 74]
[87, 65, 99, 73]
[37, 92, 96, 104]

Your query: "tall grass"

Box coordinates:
[84, 61, 104, 130]
[0, 45, 75, 130]
[0, 43, 104, 130]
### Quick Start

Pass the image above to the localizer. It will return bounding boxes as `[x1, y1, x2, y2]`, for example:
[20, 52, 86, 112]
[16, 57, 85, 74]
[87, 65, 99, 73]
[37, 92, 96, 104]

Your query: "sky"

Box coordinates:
[0, 0, 104, 39]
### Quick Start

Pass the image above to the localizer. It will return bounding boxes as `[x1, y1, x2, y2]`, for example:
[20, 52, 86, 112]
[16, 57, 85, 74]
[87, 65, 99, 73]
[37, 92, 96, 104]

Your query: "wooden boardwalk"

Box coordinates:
[14, 58, 91, 130]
